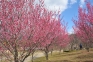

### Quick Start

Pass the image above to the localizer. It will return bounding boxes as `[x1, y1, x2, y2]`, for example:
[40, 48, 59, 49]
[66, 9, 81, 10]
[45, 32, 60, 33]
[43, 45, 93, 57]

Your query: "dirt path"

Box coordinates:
[24, 50, 63, 62]
[24, 52, 45, 62]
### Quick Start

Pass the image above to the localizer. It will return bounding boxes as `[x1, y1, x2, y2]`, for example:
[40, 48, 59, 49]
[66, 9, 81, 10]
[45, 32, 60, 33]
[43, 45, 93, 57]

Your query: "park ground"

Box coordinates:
[32, 48, 93, 62]
[0, 49, 93, 62]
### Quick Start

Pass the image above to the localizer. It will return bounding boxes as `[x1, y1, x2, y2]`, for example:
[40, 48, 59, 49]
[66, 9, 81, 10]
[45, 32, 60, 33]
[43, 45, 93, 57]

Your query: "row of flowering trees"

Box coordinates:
[0, 0, 69, 62]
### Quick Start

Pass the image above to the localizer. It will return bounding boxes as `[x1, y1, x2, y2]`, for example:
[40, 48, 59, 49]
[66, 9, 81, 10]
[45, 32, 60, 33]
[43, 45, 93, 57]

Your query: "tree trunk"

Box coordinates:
[31, 52, 34, 62]
[70, 43, 73, 51]
[86, 44, 89, 52]
[45, 47, 49, 60]
[0, 54, 2, 62]
[86, 47, 89, 52]
[45, 51, 48, 60]
[14, 45, 19, 62]
[51, 49, 53, 56]
[59, 48, 61, 54]
[51, 50, 52, 56]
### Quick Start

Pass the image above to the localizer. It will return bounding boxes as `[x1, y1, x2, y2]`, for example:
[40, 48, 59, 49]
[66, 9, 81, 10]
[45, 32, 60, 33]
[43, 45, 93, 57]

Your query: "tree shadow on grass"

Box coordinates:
[74, 53, 93, 62]
[76, 53, 93, 59]
[53, 52, 81, 58]
[47, 60, 72, 62]
[84, 61, 93, 62]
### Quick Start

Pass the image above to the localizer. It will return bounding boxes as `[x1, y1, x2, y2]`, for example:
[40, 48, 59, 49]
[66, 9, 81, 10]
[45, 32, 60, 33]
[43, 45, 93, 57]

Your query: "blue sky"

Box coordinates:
[61, 0, 80, 34]
[61, 0, 93, 34]
[44, 0, 93, 34]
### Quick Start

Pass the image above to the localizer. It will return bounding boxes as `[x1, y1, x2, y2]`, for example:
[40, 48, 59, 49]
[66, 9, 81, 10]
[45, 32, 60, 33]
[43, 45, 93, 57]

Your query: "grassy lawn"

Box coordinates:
[33, 49, 93, 62]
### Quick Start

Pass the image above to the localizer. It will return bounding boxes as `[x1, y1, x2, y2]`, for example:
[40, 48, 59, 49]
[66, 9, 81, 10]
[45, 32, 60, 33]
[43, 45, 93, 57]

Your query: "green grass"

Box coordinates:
[33, 49, 93, 62]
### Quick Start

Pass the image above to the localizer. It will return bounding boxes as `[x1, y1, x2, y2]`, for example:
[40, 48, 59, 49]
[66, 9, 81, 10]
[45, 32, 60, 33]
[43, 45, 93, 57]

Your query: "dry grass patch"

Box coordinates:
[33, 49, 93, 62]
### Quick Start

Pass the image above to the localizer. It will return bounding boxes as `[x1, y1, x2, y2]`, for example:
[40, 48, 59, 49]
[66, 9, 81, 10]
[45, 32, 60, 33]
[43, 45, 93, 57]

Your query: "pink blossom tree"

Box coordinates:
[55, 22, 70, 53]
[0, 0, 46, 62]
[34, 9, 69, 60]
[73, 2, 93, 52]
[34, 14, 60, 60]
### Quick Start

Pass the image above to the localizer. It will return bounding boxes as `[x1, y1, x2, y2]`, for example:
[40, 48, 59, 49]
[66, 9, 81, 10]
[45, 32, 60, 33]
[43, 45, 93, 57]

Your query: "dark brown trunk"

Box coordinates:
[14, 45, 19, 62]
[45, 51, 48, 60]
[45, 47, 49, 60]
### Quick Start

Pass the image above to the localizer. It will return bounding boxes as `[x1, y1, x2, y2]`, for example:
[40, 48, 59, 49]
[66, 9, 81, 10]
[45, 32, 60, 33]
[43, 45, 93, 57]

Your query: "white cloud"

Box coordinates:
[68, 28, 74, 34]
[44, 0, 68, 13]
[70, 0, 77, 4]
[80, 0, 85, 7]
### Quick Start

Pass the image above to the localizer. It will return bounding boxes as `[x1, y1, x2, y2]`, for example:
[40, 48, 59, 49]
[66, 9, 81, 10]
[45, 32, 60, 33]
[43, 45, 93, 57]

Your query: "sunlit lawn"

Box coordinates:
[33, 48, 93, 62]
